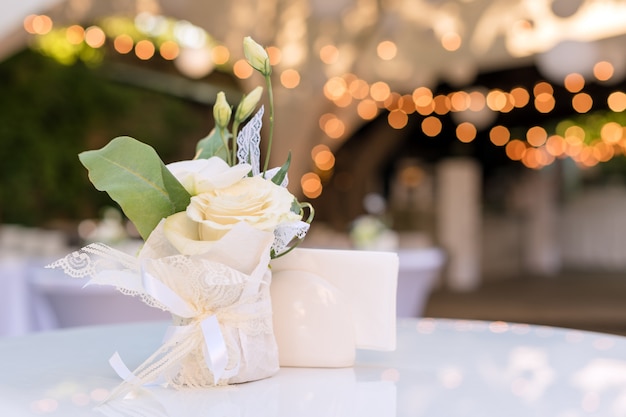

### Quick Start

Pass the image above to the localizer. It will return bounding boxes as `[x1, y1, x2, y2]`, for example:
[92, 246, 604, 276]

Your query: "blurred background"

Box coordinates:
[3, 0, 626, 336]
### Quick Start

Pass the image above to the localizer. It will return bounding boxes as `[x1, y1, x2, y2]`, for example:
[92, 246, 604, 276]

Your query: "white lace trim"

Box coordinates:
[273, 220, 310, 256]
[236, 106, 263, 175]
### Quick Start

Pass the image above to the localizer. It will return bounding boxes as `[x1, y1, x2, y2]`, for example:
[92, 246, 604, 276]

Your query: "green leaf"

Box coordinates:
[78, 136, 191, 240]
[271, 152, 291, 185]
[196, 127, 229, 162]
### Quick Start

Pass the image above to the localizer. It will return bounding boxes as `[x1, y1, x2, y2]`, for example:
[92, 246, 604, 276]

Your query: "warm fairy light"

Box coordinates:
[486, 89, 507, 111]
[323, 117, 345, 139]
[349, 79, 369, 99]
[312, 145, 336, 171]
[66, 25, 84, 45]
[608, 91, 626, 112]
[422, 116, 442, 137]
[159, 40, 179, 60]
[540, 147, 556, 166]
[114, 34, 134, 54]
[534, 81, 554, 96]
[468, 91, 486, 111]
[384, 92, 401, 110]
[501, 93, 515, 113]
[579, 147, 599, 167]
[233, 59, 253, 79]
[85, 26, 106, 48]
[572, 93, 593, 113]
[324, 76, 347, 100]
[135, 39, 155, 60]
[441, 32, 462, 51]
[510, 87, 529, 108]
[211, 45, 230, 65]
[564, 73, 585, 93]
[456, 122, 477, 143]
[377, 40, 398, 60]
[565, 139, 583, 157]
[399, 95, 416, 114]
[546, 135, 566, 156]
[319, 113, 335, 130]
[565, 125, 586, 143]
[416, 100, 435, 116]
[28, 15, 53, 35]
[370, 81, 391, 101]
[594, 141, 615, 162]
[521, 147, 541, 169]
[319, 44, 339, 64]
[527, 126, 548, 147]
[601, 122, 623, 144]
[333, 92, 353, 108]
[412, 87, 433, 107]
[413, 90, 434, 114]
[301, 172, 323, 199]
[594, 61, 614, 82]
[388, 110, 408, 129]
[280, 69, 300, 89]
[450, 91, 471, 111]
[266, 46, 282, 65]
[357, 99, 379, 120]
[310, 144, 328, 159]
[489, 125, 510, 146]
[505, 139, 526, 160]
[433, 95, 451, 115]
[534, 93, 555, 113]
[23, 15, 37, 34]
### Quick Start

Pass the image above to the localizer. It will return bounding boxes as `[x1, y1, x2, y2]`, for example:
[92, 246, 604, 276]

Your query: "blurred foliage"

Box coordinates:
[0, 49, 210, 227]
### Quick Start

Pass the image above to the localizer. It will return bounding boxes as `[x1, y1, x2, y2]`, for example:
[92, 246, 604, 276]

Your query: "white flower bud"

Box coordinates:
[234, 86, 263, 123]
[213, 91, 232, 129]
[243, 36, 271, 76]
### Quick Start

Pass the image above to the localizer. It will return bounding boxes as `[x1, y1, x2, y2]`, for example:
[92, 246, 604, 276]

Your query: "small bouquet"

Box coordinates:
[48, 37, 313, 394]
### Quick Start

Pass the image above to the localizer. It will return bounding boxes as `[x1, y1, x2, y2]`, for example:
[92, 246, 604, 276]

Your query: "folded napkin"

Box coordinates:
[270, 248, 398, 352]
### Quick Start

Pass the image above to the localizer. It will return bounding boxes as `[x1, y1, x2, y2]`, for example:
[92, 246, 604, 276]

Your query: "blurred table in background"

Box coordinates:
[0, 225, 167, 337]
[1, 224, 445, 337]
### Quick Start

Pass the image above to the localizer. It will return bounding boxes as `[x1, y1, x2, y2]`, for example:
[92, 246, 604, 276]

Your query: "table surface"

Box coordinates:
[2, 318, 626, 416]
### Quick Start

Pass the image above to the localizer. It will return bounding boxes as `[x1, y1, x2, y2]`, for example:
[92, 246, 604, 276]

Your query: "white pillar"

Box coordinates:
[517, 169, 561, 276]
[436, 158, 482, 291]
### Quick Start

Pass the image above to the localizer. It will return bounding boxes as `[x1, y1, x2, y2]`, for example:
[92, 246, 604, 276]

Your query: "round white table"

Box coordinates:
[2, 318, 626, 416]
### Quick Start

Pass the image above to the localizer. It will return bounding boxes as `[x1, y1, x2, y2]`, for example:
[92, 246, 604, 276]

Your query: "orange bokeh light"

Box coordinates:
[422, 116, 442, 137]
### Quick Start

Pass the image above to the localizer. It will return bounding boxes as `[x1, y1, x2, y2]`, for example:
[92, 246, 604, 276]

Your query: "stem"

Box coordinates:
[231, 120, 241, 165]
[262, 74, 274, 175]
[219, 127, 231, 165]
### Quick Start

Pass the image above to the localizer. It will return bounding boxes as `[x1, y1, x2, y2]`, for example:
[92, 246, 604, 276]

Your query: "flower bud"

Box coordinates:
[213, 91, 232, 129]
[243, 36, 271, 76]
[234, 86, 263, 123]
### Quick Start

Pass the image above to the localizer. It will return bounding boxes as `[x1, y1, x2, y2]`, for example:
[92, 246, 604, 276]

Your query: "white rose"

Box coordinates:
[166, 157, 251, 195]
[163, 176, 301, 254]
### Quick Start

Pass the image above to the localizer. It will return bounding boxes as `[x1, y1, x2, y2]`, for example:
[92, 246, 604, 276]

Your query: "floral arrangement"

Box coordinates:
[49, 37, 313, 396]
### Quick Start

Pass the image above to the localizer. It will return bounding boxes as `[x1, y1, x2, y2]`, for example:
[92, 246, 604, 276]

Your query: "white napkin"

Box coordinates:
[271, 248, 398, 351]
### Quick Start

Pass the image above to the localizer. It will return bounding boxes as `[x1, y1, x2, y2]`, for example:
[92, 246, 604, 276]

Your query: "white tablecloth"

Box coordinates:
[2, 318, 626, 416]
[0, 256, 58, 336]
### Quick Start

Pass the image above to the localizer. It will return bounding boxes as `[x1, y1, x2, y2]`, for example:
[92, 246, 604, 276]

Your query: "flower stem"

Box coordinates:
[262, 74, 274, 175]
[231, 120, 240, 165]
[219, 127, 231, 165]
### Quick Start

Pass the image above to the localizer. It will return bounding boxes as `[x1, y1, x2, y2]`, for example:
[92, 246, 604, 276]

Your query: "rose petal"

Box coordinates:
[166, 157, 251, 195]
